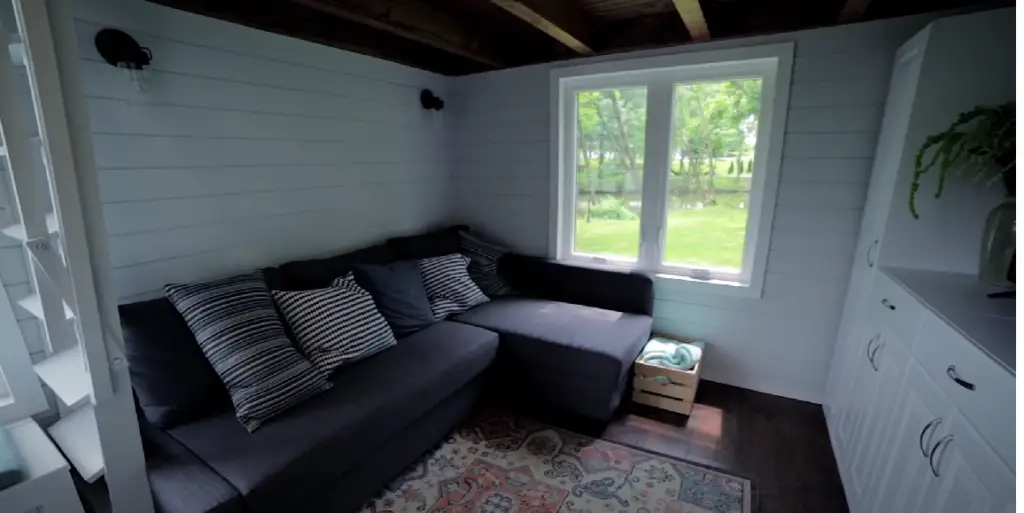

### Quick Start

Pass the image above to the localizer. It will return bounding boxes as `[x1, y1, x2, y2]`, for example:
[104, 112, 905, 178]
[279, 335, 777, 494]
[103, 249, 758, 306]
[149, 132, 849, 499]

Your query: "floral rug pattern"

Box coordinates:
[361, 414, 751, 513]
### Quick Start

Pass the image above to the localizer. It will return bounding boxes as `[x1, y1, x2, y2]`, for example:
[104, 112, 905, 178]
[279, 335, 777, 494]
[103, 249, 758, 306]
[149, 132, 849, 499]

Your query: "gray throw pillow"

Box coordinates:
[458, 231, 515, 297]
[273, 275, 396, 375]
[349, 261, 435, 336]
[164, 272, 332, 432]
[418, 253, 489, 319]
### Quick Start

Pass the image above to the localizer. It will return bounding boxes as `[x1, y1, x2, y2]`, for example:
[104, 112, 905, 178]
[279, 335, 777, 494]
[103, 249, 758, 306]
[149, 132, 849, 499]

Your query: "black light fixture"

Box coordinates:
[420, 89, 444, 111]
[95, 29, 152, 91]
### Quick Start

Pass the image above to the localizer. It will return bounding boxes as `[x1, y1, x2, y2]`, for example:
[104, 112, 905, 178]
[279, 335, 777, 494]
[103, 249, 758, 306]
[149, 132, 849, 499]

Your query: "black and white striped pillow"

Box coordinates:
[459, 231, 515, 297]
[418, 254, 489, 319]
[164, 272, 332, 432]
[274, 275, 396, 375]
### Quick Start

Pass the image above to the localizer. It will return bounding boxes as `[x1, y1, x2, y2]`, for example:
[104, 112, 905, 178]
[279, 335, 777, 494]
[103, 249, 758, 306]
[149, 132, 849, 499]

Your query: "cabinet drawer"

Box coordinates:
[871, 271, 922, 345]
[913, 311, 1015, 470]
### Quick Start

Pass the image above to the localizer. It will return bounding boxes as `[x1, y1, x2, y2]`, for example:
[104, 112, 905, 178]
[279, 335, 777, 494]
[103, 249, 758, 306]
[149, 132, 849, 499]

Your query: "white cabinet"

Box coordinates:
[824, 22, 927, 424]
[824, 9, 1015, 513]
[871, 365, 1013, 513]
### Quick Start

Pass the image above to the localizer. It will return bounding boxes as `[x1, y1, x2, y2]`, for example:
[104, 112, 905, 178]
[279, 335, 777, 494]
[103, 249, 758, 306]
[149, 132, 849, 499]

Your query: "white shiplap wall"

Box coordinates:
[74, 0, 451, 302]
[448, 15, 939, 403]
[2, 0, 452, 361]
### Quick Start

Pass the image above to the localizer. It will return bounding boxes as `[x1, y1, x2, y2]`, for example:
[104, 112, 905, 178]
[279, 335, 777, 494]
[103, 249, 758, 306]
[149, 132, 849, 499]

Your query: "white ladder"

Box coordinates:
[0, 0, 153, 511]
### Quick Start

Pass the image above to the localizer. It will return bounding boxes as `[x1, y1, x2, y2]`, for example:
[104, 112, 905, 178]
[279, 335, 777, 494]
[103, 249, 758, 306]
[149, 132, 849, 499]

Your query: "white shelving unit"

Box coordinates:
[0, 0, 153, 511]
[0, 419, 83, 513]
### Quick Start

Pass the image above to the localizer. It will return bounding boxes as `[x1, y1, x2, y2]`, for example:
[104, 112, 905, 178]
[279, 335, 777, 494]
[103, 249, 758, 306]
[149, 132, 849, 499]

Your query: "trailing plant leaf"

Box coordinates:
[909, 103, 1015, 219]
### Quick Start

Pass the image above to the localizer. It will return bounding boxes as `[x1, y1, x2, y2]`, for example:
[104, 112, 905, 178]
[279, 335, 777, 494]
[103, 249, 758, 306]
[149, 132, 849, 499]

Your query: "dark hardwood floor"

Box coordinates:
[513, 381, 850, 513]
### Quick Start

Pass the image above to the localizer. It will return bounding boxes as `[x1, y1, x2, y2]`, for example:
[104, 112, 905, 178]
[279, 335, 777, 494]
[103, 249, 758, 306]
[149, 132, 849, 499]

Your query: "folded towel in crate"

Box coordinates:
[638, 337, 704, 371]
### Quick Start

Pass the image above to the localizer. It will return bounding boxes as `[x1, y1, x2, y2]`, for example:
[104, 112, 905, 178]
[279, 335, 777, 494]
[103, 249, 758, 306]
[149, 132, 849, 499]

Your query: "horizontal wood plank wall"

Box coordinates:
[448, 15, 938, 403]
[1, 0, 451, 362]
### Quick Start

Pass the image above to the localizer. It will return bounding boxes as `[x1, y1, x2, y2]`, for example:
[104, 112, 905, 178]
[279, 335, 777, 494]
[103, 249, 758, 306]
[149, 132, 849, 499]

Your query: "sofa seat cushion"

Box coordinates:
[165, 321, 498, 513]
[139, 418, 244, 513]
[452, 298, 652, 419]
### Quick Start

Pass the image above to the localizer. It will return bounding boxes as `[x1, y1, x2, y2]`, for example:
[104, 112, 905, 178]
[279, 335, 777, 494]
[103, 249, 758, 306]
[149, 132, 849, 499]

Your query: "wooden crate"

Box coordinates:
[632, 390, 694, 415]
[632, 339, 702, 415]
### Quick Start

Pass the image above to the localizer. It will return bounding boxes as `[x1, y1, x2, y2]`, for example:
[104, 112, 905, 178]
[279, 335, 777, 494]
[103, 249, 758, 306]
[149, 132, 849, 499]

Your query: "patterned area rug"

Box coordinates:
[361, 413, 752, 513]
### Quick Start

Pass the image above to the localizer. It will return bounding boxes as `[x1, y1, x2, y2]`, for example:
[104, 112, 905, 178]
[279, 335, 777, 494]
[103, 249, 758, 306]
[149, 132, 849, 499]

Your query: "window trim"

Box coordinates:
[549, 43, 794, 298]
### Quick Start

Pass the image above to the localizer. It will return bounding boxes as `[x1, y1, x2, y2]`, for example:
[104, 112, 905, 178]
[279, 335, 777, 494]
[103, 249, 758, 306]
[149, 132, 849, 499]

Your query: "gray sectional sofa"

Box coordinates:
[120, 226, 654, 513]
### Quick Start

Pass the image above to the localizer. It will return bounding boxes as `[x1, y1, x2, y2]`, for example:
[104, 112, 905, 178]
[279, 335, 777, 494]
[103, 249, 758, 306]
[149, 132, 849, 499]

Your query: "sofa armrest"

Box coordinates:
[499, 253, 654, 316]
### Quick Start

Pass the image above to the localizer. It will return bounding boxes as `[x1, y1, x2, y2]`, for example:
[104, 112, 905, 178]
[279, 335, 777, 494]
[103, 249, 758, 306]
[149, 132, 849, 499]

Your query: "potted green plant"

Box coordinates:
[909, 102, 1015, 286]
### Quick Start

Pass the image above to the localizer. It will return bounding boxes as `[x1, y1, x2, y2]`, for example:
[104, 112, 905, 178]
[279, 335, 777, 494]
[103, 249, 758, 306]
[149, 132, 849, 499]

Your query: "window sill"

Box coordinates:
[654, 272, 763, 298]
[558, 258, 765, 298]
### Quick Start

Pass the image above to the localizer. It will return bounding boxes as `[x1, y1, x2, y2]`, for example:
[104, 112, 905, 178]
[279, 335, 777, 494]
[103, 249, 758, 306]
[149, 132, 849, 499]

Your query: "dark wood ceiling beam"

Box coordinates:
[148, 0, 487, 75]
[671, 0, 711, 42]
[293, 0, 504, 67]
[489, 0, 595, 54]
[838, 0, 873, 22]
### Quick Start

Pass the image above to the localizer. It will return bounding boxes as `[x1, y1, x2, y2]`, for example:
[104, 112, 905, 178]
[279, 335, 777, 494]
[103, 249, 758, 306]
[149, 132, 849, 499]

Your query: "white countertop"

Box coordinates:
[882, 266, 1015, 374]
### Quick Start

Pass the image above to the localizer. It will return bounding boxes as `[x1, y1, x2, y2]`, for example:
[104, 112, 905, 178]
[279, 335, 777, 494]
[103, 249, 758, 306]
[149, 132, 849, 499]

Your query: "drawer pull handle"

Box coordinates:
[918, 418, 942, 458]
[928, 435, 954, 477]
[946, 365, 976, 391]
[881, 298, 896, 310]
[865, 334, 880, 371]
[866, 238, 879, 268]
[868, 341, 884, 372]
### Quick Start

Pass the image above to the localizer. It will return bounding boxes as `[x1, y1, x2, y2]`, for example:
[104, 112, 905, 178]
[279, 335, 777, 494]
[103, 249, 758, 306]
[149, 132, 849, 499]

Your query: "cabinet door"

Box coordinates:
[832, 324, 882, 464]
[825, 29, 929, 421]
[870, 363, 955, 513]
[917, 411, 1014, 513]
[845, 328, 910, 512]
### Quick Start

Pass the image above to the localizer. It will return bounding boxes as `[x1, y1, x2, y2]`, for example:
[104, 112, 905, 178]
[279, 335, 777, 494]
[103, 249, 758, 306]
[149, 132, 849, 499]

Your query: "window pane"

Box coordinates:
[664, 79, 762, 272]
[573, 87, 647, 262]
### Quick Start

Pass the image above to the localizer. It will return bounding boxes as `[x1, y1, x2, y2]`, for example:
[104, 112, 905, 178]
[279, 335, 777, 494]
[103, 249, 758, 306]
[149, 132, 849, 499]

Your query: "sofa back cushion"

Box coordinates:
[387, 225, 467, 259]
[347, 261, 435, 336]
[120, 298, 231, 428]
[273, 244, 394, 291]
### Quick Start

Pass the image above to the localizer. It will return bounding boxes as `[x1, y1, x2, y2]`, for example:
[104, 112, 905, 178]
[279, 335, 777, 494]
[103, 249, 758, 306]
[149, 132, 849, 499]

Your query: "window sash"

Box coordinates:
[553, 44, 793, 295]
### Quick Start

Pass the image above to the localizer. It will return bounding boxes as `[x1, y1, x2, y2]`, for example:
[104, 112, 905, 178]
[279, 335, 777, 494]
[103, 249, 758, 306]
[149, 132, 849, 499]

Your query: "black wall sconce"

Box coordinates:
[420, 89, 444, 111]
[95, 29, 152, 91]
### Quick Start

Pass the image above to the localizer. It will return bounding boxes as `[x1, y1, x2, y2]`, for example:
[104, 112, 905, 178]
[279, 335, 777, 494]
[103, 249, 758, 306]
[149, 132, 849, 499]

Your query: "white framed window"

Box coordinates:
[550, 44, 793, 297]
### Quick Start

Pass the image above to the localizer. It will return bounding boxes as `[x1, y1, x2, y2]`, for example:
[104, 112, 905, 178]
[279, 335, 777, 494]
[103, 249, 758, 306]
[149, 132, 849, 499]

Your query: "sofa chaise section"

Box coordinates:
[453, 254, 654, 420]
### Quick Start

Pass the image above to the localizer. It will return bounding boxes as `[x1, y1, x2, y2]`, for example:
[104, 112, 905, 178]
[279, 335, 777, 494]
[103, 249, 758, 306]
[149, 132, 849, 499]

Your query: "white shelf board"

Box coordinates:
[4, 418, 66, 480]
[16, 292, 74, 321]
[2, 212, 58, 242]
[882, 266, 1015, 374]
[33, 347, 92, 407]
[47, 405, 104, 483]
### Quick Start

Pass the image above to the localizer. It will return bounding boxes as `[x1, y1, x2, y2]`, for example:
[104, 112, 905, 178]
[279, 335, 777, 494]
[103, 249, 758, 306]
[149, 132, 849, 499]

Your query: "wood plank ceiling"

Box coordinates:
[148, 0, 1008, 75]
